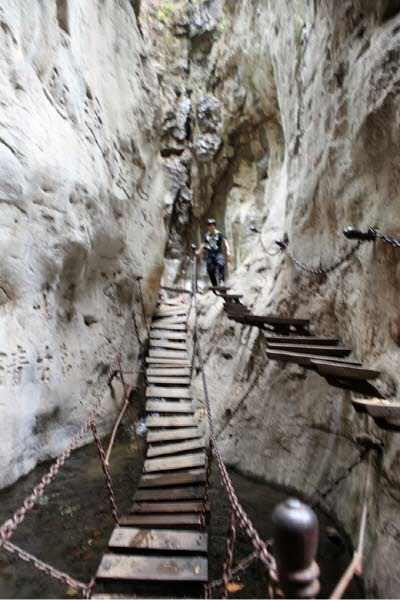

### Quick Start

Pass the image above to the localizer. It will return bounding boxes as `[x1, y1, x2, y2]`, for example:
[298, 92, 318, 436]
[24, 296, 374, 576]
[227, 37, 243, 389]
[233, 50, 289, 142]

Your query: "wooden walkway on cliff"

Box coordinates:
[95, 298, 209, 598]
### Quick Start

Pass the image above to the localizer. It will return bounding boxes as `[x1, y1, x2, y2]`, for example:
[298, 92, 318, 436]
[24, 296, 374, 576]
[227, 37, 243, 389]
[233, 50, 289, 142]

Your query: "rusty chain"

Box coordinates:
[3, 541, 90, 595]
[136, 276, 149, 336]
[276, 239, 363, 275]
[191, 254, 277, 589]
[91, 419, 119, 525]
[208, 550, 259, 594]
[370, 227, 400, 248]
[0, 282, 139, 547]
[221, 511, 237, 599]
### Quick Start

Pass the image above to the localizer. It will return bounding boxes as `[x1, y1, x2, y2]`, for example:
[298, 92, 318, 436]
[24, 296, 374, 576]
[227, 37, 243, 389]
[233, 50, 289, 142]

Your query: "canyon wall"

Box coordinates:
[0, 0, 169, 489]
[141, 1, 400, 596]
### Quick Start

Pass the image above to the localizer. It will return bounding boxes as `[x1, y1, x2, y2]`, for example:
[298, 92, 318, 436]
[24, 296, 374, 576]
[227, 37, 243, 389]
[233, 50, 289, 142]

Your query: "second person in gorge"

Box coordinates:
[196, 219, 232, 287]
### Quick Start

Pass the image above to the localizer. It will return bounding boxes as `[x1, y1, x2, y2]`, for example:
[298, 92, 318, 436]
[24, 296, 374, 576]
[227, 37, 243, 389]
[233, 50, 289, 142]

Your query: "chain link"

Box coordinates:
[90, 419, 119, 525]
[3, 541, 89, 595]
[221, 511, 237, 598]
[136, 276, 150, 336]
[277, 239, 363, 274]
[0, 281, 138, 547]
[371, 228, 400, 248]
[191, 254, 277, 585]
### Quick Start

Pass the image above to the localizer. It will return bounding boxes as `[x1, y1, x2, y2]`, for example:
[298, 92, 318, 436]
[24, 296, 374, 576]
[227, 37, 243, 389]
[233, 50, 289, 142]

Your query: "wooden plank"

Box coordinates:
[147, 368, 191, 377]
[97, 554, 207, 582]
[139, 469, 206, 488]
[134, 487, 206, 501]
[351, 398, 400, 419]
[248, 314, 310, 326]
[311, 360, 379, 380]
[150, 340, 187, 351]
[146, 358, 191, 366]
[267, 343, 351, 357]
[145, 453, 206, 473]
[150, 323, 186, 331]
[146, 416, 198, 428]
[265, 336, 340, 346]
[152, 316, 187, 325]
[131, 501, 208, 514]
[118, 514, 203, 528]
[150, 330, 187, 340]
[147, 377, 191, 386]
[146, 400, 193, 414]
[147, 438, 206, 458]
[266, 349, 361, 367]
[154, 309, 188, 318]
[108, 527, 207, 552]
[147, 428, 201, 443]
[149, 350, 188, 359]
[146, 386, 191, 399]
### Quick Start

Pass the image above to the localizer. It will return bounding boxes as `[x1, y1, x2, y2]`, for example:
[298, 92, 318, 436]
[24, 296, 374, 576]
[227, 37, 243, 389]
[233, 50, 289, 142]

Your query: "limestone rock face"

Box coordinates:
[0, 0, 168, 488]
[143, 1, 400, 597]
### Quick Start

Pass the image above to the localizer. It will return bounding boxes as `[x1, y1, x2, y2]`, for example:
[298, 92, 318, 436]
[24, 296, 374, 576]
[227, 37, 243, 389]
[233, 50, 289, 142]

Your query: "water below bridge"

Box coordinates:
[0, 427, 364, 599]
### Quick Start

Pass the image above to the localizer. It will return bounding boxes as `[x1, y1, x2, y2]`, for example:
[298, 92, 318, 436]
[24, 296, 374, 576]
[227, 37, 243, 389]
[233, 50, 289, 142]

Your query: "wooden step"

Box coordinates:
[324, 376, 385, 398]
[149, 350, 188, 359]
[311, 360, 380, 380]
[146, 401, 193, 414]
[351, 398, 400, 419]
[118, 514, 203, 528]
[146, 416, 198, 428]
[97, 553, 207, 582]
[151, 323, 186, 331]
[147, 368, 191, 377]
[146, 386, 191, 399]
[150, 330, 187, 340]
[155, 308, 188, 317]
[150, 340, 187, 351]
[108, 527, 207, 552]
[131, 501, 208, 514]
[139, 469, 206, 488]
[147, 428, 201, 443]
[152, 316, 187, 325]
[134, 487, 206, 502]
[147, 438, 206, 458]
[267, 343, 350, 356]
[244, 315, 310, 326]
[265, 336, 339, 346]
[147, 377, 191, 386]
[146, 358, 191, 366]
[266, 349, 361, 368]
[144, 453, 206, 473]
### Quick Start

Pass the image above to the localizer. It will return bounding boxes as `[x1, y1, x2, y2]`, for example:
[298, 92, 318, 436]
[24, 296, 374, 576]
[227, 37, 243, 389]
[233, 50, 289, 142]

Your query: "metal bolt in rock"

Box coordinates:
[343, 227, 376, 241]
[272, 498, 320, 598]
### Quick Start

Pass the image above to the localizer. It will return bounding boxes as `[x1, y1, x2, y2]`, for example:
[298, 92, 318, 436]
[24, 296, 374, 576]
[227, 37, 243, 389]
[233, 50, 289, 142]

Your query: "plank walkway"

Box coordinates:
[96, 299, 208, 597]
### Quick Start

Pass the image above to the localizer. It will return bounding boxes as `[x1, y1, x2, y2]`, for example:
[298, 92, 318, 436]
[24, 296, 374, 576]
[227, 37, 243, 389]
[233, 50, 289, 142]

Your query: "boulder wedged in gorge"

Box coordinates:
[0, 0, 168, 488]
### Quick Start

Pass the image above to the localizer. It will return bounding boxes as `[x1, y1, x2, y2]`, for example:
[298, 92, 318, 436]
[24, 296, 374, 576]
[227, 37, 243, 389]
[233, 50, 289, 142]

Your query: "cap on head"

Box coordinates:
[207, 218, 216, 226]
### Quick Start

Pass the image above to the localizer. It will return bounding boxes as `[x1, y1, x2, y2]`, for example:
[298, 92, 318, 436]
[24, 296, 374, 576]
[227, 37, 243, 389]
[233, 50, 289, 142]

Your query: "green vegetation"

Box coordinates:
[218, 18, 227, 33]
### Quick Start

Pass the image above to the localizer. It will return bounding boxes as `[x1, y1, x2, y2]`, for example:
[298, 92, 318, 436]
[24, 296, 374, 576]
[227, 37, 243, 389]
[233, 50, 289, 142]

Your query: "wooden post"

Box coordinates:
[272, 498, 320, 599]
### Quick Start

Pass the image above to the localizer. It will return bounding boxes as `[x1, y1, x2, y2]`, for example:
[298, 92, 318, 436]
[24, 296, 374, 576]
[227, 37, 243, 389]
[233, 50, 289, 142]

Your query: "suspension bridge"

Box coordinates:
[1, 225, 399, 598]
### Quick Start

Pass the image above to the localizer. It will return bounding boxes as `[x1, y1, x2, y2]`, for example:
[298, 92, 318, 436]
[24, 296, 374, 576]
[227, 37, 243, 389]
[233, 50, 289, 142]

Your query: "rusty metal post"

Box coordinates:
[272, 498, 320, 599]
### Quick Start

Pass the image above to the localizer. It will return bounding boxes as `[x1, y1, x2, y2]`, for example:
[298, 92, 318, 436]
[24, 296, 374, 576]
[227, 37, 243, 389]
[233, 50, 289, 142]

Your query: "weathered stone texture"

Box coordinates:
[0, 0, 168, 488]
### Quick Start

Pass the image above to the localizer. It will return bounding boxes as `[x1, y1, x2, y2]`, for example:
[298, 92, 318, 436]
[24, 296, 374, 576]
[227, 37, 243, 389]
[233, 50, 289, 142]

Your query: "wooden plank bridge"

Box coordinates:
[95, 298, 209, 598]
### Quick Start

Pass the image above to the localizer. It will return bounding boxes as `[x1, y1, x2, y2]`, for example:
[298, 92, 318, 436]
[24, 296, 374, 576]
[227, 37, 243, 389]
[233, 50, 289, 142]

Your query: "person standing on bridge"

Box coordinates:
[195, 218, 232, 287]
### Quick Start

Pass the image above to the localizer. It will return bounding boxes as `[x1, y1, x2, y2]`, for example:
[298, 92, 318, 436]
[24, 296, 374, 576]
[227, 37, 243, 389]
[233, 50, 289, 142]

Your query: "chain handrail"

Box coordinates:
[191, 252, 277, 591]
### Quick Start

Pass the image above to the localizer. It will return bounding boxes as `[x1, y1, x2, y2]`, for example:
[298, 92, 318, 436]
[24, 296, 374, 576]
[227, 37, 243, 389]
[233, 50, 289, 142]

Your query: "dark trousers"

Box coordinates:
[207, 253, 225, 287]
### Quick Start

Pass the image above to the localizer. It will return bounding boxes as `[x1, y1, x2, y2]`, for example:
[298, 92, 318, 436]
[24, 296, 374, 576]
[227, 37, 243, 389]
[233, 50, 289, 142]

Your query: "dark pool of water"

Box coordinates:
[0, 429, 363, 599]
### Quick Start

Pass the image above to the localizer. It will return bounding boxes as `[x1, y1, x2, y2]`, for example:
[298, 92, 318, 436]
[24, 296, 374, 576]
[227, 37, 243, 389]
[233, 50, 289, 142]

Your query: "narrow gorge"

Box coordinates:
[1, 1, 400, 598]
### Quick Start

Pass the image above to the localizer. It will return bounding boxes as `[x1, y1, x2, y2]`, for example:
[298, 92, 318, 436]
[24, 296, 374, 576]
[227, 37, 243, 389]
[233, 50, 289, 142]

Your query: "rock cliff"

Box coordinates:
[0, 0, 168, 488]
[142, 1, 400, 596]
